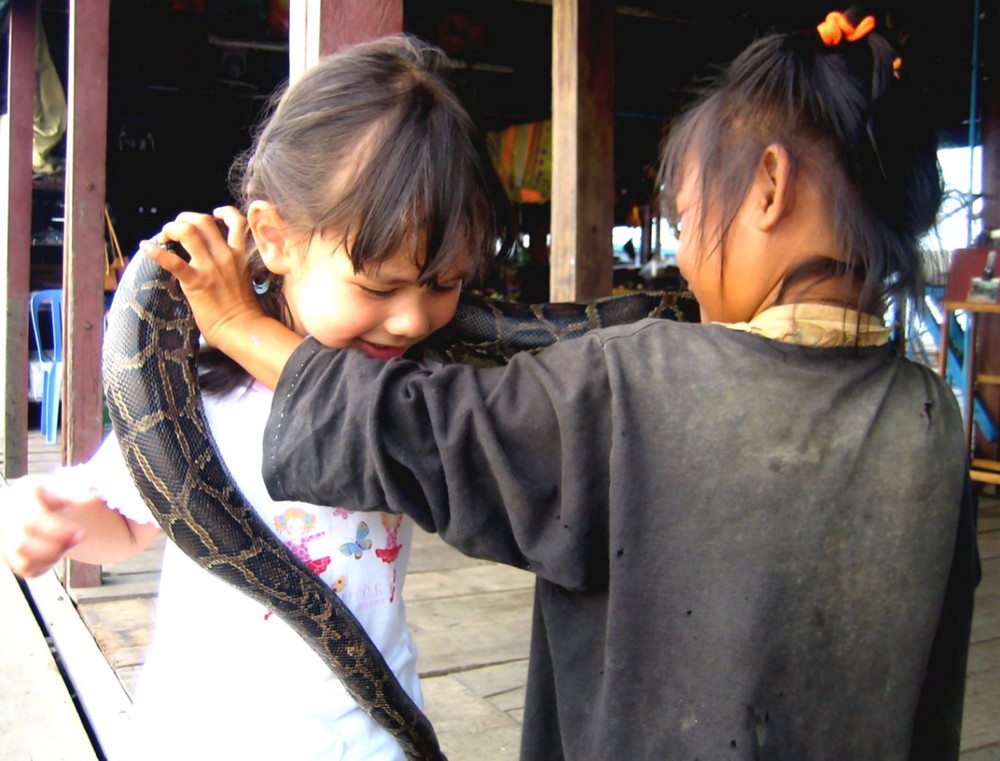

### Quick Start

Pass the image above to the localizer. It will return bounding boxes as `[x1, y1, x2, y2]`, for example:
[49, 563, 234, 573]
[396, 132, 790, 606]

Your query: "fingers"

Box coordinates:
[166, 211, 231, 248]
[4, 515, 85, 578]
[0, 479, 86, 579]
[136, 208, 264, 348]
[214, 205, 248, 249]
[155, 212, 230, 265]
[139, 237, 193, 280]
[138, 211, 245, 285]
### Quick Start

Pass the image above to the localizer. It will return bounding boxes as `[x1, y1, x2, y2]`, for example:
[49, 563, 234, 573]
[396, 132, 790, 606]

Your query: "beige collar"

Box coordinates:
[717, 304, 890, 348]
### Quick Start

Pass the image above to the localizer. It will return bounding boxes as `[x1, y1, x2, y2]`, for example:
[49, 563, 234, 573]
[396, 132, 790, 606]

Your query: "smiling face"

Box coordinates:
[291, 238, 466, 359]
[279, 230, 468, 360]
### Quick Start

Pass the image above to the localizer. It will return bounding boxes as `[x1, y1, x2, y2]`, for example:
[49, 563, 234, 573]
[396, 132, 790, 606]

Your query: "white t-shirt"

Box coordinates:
[77, 382, 421, 760]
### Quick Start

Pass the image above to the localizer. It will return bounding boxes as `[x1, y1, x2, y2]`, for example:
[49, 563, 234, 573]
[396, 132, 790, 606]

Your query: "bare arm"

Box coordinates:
[139, 207, 302, 390]
[0, 473, 160, 578]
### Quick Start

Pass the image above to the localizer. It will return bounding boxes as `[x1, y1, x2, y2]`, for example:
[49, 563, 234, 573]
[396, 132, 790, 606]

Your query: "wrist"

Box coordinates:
[212, 312, 302, 390]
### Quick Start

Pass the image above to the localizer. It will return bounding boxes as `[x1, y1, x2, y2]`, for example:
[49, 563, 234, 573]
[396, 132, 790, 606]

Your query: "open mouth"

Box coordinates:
[357, 340, 409, 360]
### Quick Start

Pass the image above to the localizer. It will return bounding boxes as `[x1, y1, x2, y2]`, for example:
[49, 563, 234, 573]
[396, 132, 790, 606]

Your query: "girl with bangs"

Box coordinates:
[1, 35, 513, 760]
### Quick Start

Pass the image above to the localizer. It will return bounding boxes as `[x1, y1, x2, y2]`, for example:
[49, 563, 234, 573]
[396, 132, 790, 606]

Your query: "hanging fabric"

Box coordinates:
[488, 119, 552, 204]
[104, 206, 129, 292]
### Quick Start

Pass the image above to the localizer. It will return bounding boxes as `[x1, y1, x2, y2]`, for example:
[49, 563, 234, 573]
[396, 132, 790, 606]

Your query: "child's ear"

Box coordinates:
[247, 200, 294, 275]
[756, 143, 794, 231]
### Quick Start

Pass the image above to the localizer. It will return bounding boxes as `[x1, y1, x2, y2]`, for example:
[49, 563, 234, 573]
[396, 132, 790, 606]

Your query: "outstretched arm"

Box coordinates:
[0, 473, 160, 578]
[139, 206, 302, 390]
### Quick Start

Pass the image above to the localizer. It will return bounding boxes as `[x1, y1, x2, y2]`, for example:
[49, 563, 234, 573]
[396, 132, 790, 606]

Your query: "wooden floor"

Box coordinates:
[3, 429, 1000, 760]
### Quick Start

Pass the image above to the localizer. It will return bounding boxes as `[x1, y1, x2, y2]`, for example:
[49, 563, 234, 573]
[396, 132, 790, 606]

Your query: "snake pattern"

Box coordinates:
[101, 251, 698, 759]
[416, 287, 700, 365]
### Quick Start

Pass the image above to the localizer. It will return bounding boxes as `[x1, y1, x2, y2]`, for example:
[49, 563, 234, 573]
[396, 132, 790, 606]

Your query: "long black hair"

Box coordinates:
[657, 7, 943, 317]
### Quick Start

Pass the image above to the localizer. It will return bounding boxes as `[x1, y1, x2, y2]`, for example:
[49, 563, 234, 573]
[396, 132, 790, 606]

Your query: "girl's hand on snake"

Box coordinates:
[139, 208, 264, 350]
[0, 474, 90, 578]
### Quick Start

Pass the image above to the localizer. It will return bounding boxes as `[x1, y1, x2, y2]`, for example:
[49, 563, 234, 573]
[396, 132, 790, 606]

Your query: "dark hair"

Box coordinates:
[201, 34, 516, 395]
[657, 7, 943, 317]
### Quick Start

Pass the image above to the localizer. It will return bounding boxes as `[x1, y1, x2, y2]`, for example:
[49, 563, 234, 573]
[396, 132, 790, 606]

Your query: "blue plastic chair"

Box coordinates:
[29, 289, 64, 444]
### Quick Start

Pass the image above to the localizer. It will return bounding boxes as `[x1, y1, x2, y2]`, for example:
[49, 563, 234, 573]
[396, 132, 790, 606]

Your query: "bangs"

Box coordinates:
[329, 80, 513, 286]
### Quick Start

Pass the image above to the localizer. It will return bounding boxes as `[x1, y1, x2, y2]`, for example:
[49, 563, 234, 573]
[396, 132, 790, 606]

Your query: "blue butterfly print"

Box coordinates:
[340, 521, 372, 559]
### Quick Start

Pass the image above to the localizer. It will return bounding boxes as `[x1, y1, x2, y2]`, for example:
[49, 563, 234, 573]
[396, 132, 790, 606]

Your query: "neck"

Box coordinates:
[770, 259, 868, 315]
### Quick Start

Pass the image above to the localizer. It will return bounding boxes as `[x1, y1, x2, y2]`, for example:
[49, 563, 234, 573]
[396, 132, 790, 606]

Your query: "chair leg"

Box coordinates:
[41, 364, 61, 445]
[39, 369, 51, 442]
[51, 367, 62, 445]
[42, 371, 51, 443]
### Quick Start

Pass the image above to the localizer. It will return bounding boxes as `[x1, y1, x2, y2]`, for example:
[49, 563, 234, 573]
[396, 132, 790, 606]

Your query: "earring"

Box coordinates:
[252, 277, 271, 295]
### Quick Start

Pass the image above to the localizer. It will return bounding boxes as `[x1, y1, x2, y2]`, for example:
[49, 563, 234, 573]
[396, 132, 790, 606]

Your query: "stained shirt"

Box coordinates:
[261, 314, 978, 760]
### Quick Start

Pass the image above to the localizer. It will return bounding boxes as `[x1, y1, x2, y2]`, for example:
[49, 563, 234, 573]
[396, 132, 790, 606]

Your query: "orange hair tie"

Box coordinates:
[816, 11, 876, 46]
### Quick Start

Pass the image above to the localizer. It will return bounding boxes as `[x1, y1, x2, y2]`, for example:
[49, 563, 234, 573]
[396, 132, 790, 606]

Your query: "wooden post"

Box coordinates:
[63, 0, 111, 589]
[975, 3, 999, 466]
[289, 0, 403, 83]
[0, 0, 35, 480]
[983, 4, 999, 464]
[550, 0, 614, 302]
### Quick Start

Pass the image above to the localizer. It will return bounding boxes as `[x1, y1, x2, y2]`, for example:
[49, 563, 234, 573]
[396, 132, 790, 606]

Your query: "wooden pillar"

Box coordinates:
[63, 0, 108, 467]
[0, 0, 35, 480]
[981, 6, 999, 233]
[289, 0, 403, 83]
[975, 2, 999, 465]
[550, 0, 614, 302]
[62, 0, 110, 588]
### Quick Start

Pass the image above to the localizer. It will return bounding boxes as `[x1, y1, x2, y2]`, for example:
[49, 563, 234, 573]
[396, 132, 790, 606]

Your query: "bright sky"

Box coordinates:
[931, 145, 983, 252]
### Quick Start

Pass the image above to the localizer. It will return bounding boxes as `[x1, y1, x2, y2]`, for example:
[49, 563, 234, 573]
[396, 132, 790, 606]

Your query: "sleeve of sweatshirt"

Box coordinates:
[263, 336, 614, 591]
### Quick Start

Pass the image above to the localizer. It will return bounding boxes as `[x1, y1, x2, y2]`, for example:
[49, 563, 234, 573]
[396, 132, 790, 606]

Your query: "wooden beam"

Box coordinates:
[289, 0, 403, 83]
[976, 2, 999, 464]
[981, 0, 999, 234]
[550, 0, 615, 302]
[63, 0, 109, 468]
[0, 0, 36, 480]
[63, 0, 111, 589]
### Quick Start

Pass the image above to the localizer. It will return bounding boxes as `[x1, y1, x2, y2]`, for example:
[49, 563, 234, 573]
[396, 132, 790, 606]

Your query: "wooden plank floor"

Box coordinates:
[69, 527, 532, 760]
[0, 566, 100, 761]
[4, 430, 1000, 760]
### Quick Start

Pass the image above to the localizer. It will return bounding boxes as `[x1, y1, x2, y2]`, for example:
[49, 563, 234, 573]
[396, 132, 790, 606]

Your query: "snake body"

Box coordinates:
[102, 252, 696, 759]
[416, 287, 700, 365]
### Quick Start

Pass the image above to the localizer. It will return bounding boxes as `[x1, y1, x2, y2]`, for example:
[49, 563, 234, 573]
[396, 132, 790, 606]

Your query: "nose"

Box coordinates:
[384, 293, 433, 339]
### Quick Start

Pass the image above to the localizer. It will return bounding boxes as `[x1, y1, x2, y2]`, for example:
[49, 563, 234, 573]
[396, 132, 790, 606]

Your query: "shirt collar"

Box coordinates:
[717, 303, 890, 348]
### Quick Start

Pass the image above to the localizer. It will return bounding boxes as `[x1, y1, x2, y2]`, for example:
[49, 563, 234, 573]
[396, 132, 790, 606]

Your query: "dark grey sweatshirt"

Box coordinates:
[263, 318, 978, 761]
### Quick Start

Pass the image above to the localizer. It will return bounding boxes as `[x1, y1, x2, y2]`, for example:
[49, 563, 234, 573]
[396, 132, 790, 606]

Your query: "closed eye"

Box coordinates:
[430, 279, 463, 293]
[358, 284, 397, 298]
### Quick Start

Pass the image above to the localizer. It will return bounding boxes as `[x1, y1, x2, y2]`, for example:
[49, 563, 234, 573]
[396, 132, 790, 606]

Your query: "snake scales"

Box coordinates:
[101, 250, 697, 760]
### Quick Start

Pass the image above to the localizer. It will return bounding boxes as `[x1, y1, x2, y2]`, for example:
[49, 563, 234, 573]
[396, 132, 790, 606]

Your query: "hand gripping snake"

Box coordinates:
[102, 250, 698, 760]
